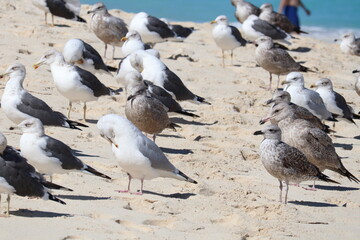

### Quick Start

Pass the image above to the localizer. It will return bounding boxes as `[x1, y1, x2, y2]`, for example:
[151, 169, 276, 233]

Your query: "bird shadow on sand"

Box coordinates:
[142, 190, 196, 199]
[53, 24, 71, 28]
[160, 147, 193, 155]
[289, 200, 338, 207]
[56, 195, 110, 201]
[333, 143, 353, 150]
[289, 47, 311, 53]
[84, 119, 98, 124]
[313, 185, 359, 191]
[353, 135, 360, 140]
[171, 117, 218, 126]
[11, 209, 72, 218]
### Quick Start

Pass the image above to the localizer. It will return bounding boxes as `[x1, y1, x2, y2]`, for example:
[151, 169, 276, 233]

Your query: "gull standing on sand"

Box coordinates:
[242, 15, 292, 44]
[129, 12, 177, 44]
[34, 50, 119, 121]
[259, 3, 307, 34]
[353, 68, 360, 95]
[261, 103, 359, 184]
[97, 114, 197, 194]
[63, 38, 117, 75]
[19, 118, 111, 181]
[335, 33, 360, 56]
[121, 30, 153, 57]
[88, 2, 128, 59]
[255, 36, 309, 90]
[0, 63, 87, 130]
[211, 15, 247, 66]
[254, 125, 339, 204]
[32, 0, 86, 25]
[129, 50, 211, 104]
[0, 132, 66, 216]
[125, 84, 180, 141]
[231, 0, 261, 24]
[312, 78, 359, 125]
[282, 72, 334, 121]
[264, 91, 331, 133]
[125, 71, 199, 118]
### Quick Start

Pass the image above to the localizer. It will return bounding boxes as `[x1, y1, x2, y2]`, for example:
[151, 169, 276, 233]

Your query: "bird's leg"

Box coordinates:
[67, 101, 72, 118]
[276, 75, 280, 89]
[117, 174, 131, 193]
[112, 46, 116, 60]
[222, 50, 225, 67]
[278, 179, 283, 203]
[152, 134, 156, 142]
[231, 50, 234, 65]
[104, 44, 107, 58]
[284, 181, 289, 204]
[83, 103, 87, 121]
[131, 179, 144, 195]
[269, 72, 272, 90]
[49, 175, 52, 183]
[44, 12, 47, 25]
[51, 14, 54, 27]
[6, 194, 10, 217]
[302, 180, 317, 191]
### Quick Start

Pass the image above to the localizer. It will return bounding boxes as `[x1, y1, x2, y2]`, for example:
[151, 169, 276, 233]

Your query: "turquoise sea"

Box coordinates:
[82, 0, 360, 41]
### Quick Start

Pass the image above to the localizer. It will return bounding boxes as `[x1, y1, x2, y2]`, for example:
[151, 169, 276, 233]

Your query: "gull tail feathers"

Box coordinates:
[109, 87, 123, 96]
[76, 16, 87, 23]
[83, 165, 111, 179]
[42, 181, 73, 191]
[106, 65, 117, 72]
[48, 193, 66, 205]
[67, 120, 89, 130]
[317, 173, 340, 184]
[194, 95, 211, 105]
[332, 163, 359, 183]
[177, 170, 197, 184]
[175, 110, 200, 118]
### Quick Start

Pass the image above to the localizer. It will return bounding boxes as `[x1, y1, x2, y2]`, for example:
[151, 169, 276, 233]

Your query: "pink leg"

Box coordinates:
[302, 181, 317, 191]
[130, 179, 144, 195]
[116, 174, 131, 193]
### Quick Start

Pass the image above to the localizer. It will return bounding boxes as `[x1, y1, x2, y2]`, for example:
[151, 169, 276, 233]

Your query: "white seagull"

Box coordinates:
[120, 30, 153, 57]
[97, 114, 197, 194]
[335, 32, 360, 56]
[231, 0, 261, 24]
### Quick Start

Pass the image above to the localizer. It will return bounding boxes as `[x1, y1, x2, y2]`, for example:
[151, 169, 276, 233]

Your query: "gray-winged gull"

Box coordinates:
[282, 72, 334, 121]
[0, 132, 66, 216]
[0, 63, 88, 130]
[254, 125, 339, 203]
[125, 84, 180, 141]
[97, 114, 197, 194]
[87, 2, 128, 59]
[231, 0, 261, 24]
[121, 30, 153, 57]
[211, 15, 247, 66]
[34, 50, 120, 121]
[255, 36, 309, 90]
[261, 102, 359, 183]
[32, 0, 86, 25]
[335, 33, 360, 56]
[19, 118, 111, 181]
[63, 38, 117, 75]
[353, 68, 360, 95]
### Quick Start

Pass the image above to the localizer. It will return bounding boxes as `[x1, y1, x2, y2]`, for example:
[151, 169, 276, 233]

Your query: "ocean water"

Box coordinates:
[82, 0, 360, 41]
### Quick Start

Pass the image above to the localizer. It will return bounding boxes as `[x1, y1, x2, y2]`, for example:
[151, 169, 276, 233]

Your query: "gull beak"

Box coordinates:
[259, 117, 270, 125]
[281, 80, 289, 85]
[253, 130, 264, 135]
[87, 10, 94, 14]
[265, 99, 274, 105]
[334, 39, 339, 42]
[210, 20, 217, 24]
[309, 84, 316, 88]
[33, 60, 46, 69]
[0, 72, 10, 79]
[121, 37, 128, 42]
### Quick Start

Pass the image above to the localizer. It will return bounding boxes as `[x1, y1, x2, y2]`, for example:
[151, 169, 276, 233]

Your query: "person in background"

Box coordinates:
[278, 0, 311, 28]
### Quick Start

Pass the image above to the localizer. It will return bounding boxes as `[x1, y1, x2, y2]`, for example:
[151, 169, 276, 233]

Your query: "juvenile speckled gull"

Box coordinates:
[19, 118, 111, 181]
[63, 38, 117, 76]
[0, 132, 66, 216]
[231, 0, 261, 24]
[335, 33, 360, 56]
[32, 0, 86, 25]
[282, 72, 334, 121]
[0, 63, 87, 130]
[261, 102, 359, 183]
[254, 125, 339, 203]
[312, 78, 359, 125]
[88, 2, 128, 59]
[97, 114, 197, 194]
[255, 36, 309, 90]
[34, 50, 119, 121]
[211, 15, 247, 66]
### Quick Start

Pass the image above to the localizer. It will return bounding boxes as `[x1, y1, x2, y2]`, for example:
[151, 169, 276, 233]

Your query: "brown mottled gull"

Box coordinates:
[231, 0, 261, 24]
[254, 125, 339, 203]
[125, 84, 180, 141]
[261, 103, 359, 183]
[88, 2, 128, 59]
[255, 36, 309, 90]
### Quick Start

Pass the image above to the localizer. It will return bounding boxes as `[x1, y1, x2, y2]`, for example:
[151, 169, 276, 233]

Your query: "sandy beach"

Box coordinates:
[0, 1, 359, 239]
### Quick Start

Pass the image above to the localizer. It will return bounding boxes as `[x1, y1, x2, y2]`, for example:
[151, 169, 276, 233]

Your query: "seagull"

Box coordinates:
[124, 71, 199, 118]
[282, 72, 335, 121]
[34, 50, 120, 121]
[125, 84, 180, 141]
[261, 103, 359, 184]
[87, 2, 128, 59]
[63, 38, 117, 76]
[121, 30, 153, 57]
[254, 125, 339, 203]
[231, 0, 261, 24]
[97, 114, 197, 194]
[129, 50, 211, 104]
[353, 68, 360, 95]
[0, 132, 66, 216]
[255, 36, 309, 90]
[0, 63, 88, 130]
[263, 90, 332, 133]
[311, 78, 359, 125]
[211, 15, 247, 66]
[160, 18, 195, 39]
[129, 12, 177, 44]
[335, 33, 360, 56]
[259, 3, 307, 34]
[19, 118, 111, 182]
[242, 15, 293, 44]
[32, 0, 86, 26]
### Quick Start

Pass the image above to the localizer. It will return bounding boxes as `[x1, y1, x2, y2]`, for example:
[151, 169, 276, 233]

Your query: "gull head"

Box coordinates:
[124, 71, 143, 90]
[0, 63, 26, 80]
[18, 118, 45, 135]
[260, 102, 293, 124]
[282, 72, 304, 87]
[87, 2, 107, 14]
[34, 50, 64, 69]
[254, 124, 281, 140]
[265, 90, 291, 105]
[340, 32, 355, 43]
[121, 30, 142, 42]
[63, 39, 85, 64]
[211, 15, 228, 25]
[129, 52, 144, 72]
[0, 132, 7, 154]
[313, 78, 333, 90]
[254, 36, 273, 48]
[260, 3, 273, 12]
